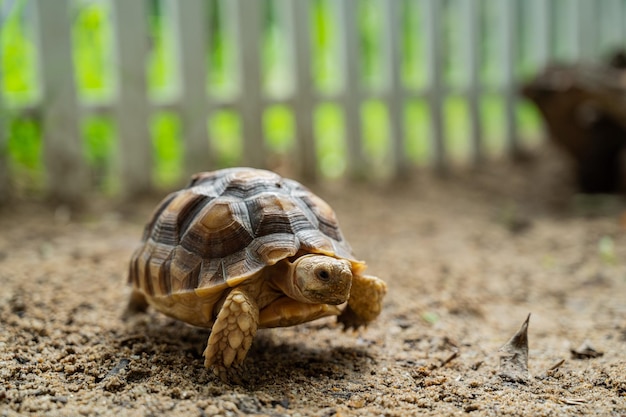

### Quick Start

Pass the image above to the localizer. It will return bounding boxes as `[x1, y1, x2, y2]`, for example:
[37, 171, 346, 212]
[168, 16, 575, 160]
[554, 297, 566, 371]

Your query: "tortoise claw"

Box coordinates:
[212, 363, 245, 385]
[337, 305, 368, 331]
[338, 274, 386, 331]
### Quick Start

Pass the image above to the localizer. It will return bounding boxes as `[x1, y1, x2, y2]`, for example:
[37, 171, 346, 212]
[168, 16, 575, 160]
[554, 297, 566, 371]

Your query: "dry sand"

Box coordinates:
[1, 152, 625, 416]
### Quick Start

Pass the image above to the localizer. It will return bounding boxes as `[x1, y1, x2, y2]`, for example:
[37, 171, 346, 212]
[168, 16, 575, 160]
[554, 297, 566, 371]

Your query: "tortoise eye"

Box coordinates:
[317, 269, 330, 281]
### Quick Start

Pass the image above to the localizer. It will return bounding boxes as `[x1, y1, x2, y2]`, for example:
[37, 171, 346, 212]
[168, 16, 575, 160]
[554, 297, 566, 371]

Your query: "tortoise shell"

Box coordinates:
[128, 168, 362, 299]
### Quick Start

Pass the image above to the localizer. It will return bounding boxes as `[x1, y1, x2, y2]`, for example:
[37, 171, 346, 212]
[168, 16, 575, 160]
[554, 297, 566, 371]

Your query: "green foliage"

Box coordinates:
[81, 116, 115, 190]
[262, 0, 292, 97]
[481, 95, 506, 156]
[209, 110, 241, 168]
[404, 100, 430, 165]
[7, 117, 40, 170]
[517, 101, 542, 145]
[442, 0, 465, 90]
[311, 0, 342, 94]
[444, 96, 471, 162]
[264, 105, 294, 153]
[72, 1, 113, 100]
[151, 112, 182, 187]
[315, 103, 346, 178]
[7, 118, 43, 190]
[206, 0, 237, 97]
[1, 0, 37, 103]
[401, 0, 426, 90]
[361, 100, 390, 175]
[358, 0, 384, 90]
[147, 1, 177, 97]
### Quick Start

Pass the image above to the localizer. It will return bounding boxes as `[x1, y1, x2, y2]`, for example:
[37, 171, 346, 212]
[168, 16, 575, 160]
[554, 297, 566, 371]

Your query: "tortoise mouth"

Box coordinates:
[303, 289, 350, 305]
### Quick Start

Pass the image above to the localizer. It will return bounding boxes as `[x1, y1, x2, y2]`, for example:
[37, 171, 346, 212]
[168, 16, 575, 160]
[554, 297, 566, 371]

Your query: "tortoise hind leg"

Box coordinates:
[259, 297, 341, 328]
[204, 287, 259, 382]
[123, 289, 149, 319]
[338, 274, 387, 330]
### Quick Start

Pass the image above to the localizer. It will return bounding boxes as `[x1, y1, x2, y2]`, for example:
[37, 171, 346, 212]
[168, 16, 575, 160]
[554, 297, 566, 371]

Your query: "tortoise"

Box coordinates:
[126, 167, 387, 378]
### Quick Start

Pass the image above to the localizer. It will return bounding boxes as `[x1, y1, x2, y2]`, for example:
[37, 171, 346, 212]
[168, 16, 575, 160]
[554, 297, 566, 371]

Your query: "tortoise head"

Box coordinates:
[279, 254, 353, 305]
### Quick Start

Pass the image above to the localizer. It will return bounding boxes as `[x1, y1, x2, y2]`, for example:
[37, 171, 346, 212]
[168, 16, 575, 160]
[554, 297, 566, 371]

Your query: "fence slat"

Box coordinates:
[0, 45, 7, 202]
[9, 0, 619, 198]
[562, 0, 581, 60]
[337, 0, 363, 177]
[112, 0, 152, 195]
[173, 0, 211, 176]
[35, 0, 86, 203]
[501, 0, 519, 155]
[531, 0, 551, 67]
[617, 0, 624, 48]
[464, 0, 483, 164]
[234, 0, 265, 168]
[597, 0, 623, 55]
[381, 0, 408, 178]
[290, 1, 317, 180]
[577, 0, 596, 60]
[423, 0, 446, 172]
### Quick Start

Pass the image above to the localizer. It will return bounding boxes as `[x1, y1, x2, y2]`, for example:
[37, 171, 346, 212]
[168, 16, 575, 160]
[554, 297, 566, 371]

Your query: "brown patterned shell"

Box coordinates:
[128, 168, 361, 298]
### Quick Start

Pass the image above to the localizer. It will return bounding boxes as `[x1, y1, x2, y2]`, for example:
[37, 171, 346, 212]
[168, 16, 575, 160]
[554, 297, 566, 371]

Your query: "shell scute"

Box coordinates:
[298, 193, 342, 241]
[146, 191, 214, 246]
[246, 193, 306, 237]
[246, 233, 298, 266]
[169, 246, 202, 293]
[181, 200, 254, 259]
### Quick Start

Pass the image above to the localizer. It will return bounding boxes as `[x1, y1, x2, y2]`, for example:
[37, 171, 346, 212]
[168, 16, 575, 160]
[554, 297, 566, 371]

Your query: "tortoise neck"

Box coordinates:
[266, 258, 307, 303]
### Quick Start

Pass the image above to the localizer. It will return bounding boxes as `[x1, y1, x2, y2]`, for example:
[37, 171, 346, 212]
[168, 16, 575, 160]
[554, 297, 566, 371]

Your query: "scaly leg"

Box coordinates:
[338, 274, 387, 330]
[203, 288, 259, 381]
[258, 297, 342, 328]
[122, 290, 149, 319]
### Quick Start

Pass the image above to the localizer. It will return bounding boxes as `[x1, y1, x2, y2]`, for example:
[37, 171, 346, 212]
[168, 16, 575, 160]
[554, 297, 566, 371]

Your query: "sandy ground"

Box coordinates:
[1, 150, 625, 416]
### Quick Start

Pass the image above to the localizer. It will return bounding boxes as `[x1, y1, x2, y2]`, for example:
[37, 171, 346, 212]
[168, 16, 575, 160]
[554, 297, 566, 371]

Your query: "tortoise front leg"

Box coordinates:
[338, 274, 387, 330]
[203, 288, 259, 381]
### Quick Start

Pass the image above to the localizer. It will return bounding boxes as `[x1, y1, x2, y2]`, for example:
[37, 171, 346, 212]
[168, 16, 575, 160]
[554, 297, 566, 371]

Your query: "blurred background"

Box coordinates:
[1, 0, 625, 202]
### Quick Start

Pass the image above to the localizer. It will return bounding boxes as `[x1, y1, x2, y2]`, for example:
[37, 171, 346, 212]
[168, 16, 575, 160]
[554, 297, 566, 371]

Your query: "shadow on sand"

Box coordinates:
[119, 313, 374, 388]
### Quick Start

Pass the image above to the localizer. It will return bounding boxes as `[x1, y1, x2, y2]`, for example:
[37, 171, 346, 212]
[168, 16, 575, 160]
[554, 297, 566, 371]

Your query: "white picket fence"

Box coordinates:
[1, 0, 625, 202]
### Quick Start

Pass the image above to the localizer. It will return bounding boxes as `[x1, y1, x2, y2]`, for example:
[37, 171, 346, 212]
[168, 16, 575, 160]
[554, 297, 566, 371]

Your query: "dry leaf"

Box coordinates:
[571, 340, 604, 359]
[498, 313, 531, 383]
[561, 398, 588, 406]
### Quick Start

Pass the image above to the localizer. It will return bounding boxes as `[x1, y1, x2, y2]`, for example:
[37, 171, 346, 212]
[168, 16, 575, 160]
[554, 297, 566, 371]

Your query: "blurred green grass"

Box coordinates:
[1, 0, 542, 192]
